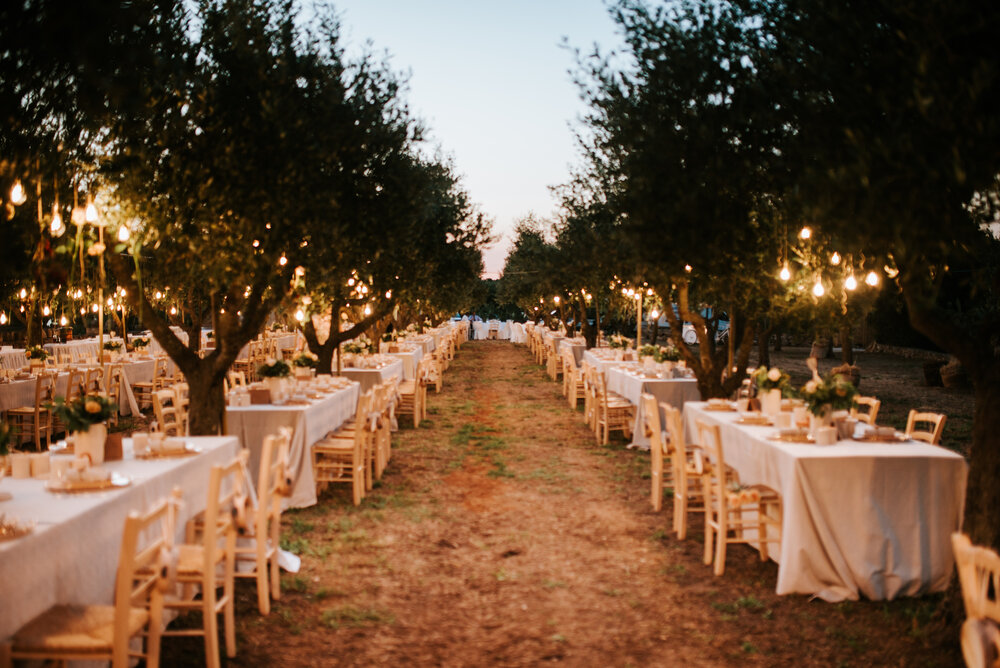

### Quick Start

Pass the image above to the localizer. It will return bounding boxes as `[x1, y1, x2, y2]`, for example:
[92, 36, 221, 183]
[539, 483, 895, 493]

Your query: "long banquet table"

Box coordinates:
[682, 402, 968, 602]
[225, 382, 360, 509]
[0, 435, 240, 640]
[605, 364, 701, 448]
[341, 358, 404, 393]
[383, 345, 422, 380]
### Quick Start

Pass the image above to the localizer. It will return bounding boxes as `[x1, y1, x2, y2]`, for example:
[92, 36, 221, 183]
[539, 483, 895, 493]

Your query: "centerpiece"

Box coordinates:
[343, 335, 372, 356]
[103, 340, 123, 361]
[131, 336, 150, 350]
[258, 358, 291, 395]
[51, 394, 117, 465]
[799, 370, 858, 437]
[752, 366, 791, 415]
[292, 352, 318, 380]
[26, 346, 48, 364]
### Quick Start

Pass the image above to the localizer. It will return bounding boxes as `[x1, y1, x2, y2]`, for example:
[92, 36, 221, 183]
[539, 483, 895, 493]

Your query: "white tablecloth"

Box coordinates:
[0, 436, 240, 640]
[605, 365, 701, 448]
[225, 383, 360, 509]
[682, 402, 968, 601]
[43, 337, 126, 364]
[509, 322, 527, 344]
[383, 346, 422, 380]
[0, 349, 27, 371]
[341, 359, 404, 393]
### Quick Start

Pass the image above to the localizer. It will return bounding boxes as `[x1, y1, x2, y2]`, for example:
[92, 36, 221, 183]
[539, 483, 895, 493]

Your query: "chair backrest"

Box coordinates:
[257, 428, 292, 539]
[640, 393, 668, 455]
[85, 366, 105, 394]
[906, 409, 946, 444]
[228, 370, 247, 388]
[852, 396, 881, 425]
[113, 488, 182, 666]
[64, 368, 86, 402]
[152, 389, 181, 436]
[202, 451, 248, 571]
[953, 533, 1000, 622]
[695, 420, 726, 503]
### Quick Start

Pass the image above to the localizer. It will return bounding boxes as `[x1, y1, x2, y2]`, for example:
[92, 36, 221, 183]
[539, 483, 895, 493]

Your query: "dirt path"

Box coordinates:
[165, 341, 960, 667]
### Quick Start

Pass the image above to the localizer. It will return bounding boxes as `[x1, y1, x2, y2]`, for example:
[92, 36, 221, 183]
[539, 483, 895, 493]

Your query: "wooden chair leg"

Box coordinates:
[204, 585, 220, 668]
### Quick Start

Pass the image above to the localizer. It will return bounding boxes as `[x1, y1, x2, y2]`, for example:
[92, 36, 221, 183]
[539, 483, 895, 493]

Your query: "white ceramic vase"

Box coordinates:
[74, 422, 107, 465]
[760, 389, 782, 416]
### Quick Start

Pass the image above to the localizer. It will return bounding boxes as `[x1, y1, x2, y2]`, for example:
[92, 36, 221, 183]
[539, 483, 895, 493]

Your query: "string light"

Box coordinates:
[91, 304, 99, 313]
[42, 305, 50, 316]
[154, 291, 162, 300]
[812, 278, 825, 297]
[830, 251, 841, 265]
[865, 271, 879, 287]
[19, 288, 27, 299]
[779, 263, 791, 281]
[169, 306, 177, 315]
[553, 296, 560, 304]
[278, 255, 287, 266]
[51, 207, 65, 237]
[650, 309, 660, 319]
[364, 304, 372, 316]
[0, 312, 6, 325]
[845, 273, 858, 291]
[84, 200, 98, 223]
[59, 315, 68, 326]
[294, 309, 305, 322]
[800, 226, 812, 239]
[117, 224, 130, 242]
[684, 264, 692, 273]
[9, 181, 27, 205]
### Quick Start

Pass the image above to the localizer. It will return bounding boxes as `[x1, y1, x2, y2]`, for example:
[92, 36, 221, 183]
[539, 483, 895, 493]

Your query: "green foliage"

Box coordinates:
[800, 374, 858, 415]
[25, 346, 47, 360]
[258, 359, 291, 378]
[50, 394, 117, 433]
[292, 353, 318, 369]
[753, 366, 791, 393]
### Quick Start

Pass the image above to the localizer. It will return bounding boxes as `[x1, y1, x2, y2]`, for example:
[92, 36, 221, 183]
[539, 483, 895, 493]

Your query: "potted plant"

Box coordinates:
[753, 366, 791, 415]
[258, 358, 291, 395]
[51, 394, 117, 465]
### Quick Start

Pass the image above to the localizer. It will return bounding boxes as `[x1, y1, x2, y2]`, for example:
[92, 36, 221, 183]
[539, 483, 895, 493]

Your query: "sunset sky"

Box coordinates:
[333, 1, 623, 278]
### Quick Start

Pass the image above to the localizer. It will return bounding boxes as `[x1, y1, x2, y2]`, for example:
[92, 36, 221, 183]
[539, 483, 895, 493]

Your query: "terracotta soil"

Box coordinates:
[162, 340, 964, 667]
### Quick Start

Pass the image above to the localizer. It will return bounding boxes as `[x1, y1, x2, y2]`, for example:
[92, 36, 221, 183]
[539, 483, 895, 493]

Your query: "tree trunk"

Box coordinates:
[965, 369, 1000, 552]
[185, 363, 227, 435]
[757, 328, 771, 369]
[840, 325, 854, 365]
[26, 298, 42, 347]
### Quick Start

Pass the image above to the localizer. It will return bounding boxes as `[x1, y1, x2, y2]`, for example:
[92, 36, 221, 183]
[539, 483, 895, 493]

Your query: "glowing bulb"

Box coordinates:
[865, 271, 879, 287]
[85, 201, 98, 223]
[348, 278, 355, 287]
[830, 251, 841, 265]
[684, 264, 692, 273]
[19, 288, 27, 299]
[646, 289, 653, 296]
[650, 309, 659, 319]
[278, 255, 287, 266]
[364, 304, 372, 316]
[42, 304, 50, 316]
[812, 279, 825, 297]
[59, 315, 67, 326]
[800, 226, 812, 239]
[117, 224, 130, 242]
[154, 291, 162, 300]
[295, 309, 305, 322]
[9, 180, 26, 205]
[845, 274, 858, 291]
[91, 304, 99, 313]
[385, 290, 392, 299]
[0, 312, 6, 324]
[51, 209, 65, 236]
[295, 266, 305, 277]
[107, 297, 114, 307]
[553, 296, 560, 304]
[621, 288, 628, 296]
[779, 264, 791, 281]
[79, 307, 85, 315]
[169, 306, 177, 315]
[71, 206, 86, 226]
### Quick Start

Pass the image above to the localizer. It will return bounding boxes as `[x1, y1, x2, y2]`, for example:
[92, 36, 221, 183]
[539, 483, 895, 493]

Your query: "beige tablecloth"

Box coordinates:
[605, 364, 701, 448]
[0, 436, 240, 640]
[225, 383, 360, 508]
[682, 402, 968, 601]
[341, 359, 404, 393]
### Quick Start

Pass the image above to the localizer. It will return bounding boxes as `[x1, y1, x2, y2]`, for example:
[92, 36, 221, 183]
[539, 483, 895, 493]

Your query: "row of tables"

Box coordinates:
[531, 324, 967, 602]
[0, 323, 461, 646]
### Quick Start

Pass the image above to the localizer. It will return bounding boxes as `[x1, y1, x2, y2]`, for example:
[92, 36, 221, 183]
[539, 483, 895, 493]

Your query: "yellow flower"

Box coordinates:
[84, 400, 102, 414]
[835, 387, 847, 397]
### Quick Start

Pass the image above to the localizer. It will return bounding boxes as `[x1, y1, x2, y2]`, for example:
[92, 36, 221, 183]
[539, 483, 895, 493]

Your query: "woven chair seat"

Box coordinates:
[14, 604, 148, 653]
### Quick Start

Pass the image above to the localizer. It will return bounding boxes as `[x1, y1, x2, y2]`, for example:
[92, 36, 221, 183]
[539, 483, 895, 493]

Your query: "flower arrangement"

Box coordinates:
[50, 394, 117, 433]
[343, 335, 372, 355]
[103, 341, 123, 351]
[608, 334, 632, 350]
[657, 344, 682, 362]
[26, 346, 48, 360]
[292, 352, 318, 368]
[639, 344, 659, 358]
[799, 373, 858, 415]
[258, 358, 291, 378]
[131, 337, 150, 349]
[753, 365, 790, 393]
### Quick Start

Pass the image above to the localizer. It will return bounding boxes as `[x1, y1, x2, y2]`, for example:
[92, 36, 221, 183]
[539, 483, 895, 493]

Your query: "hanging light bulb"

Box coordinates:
[169, 306, 177, 315]
[19, 288, 27, 299]
[347, 278, 355, 287]
[779, 263, 791, 281]
[865, 271, 879, 287]
[117, 224, 130, 242]
[0, 312, 6, 325]
[91, 304, 99, 313]
[553, 296, 560, 304]
[85, 200, 99, 223]
[845, 273, 858, 291]
[684, 264, 693, 273]
[278, 255, 287, 266]
[59, 315, 68, 326]
[812, 278, 825, 297]
[650, 309, 660, 319]
[364, 304, 372, 316]
[830, 251, 841, 265]
[154, 291, 162, 300]
[79, 307, 85, 315]
[71, 205, 86, 226]
[42, 304, 50, 316]
[9, 180, 27, 205]
[385, 290, 392, 299]
[800, 226, 812, 239]
[50, 207, 65, 237]
[294, 308, 305, 322]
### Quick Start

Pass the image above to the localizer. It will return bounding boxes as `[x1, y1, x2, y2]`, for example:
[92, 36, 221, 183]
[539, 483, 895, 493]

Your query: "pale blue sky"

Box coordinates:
[332, 1, 623, 277]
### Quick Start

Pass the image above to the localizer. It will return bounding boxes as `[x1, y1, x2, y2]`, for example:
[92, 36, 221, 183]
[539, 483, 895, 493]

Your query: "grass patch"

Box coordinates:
[321, 605, 396, 629]
[290, 517, 314, 534]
